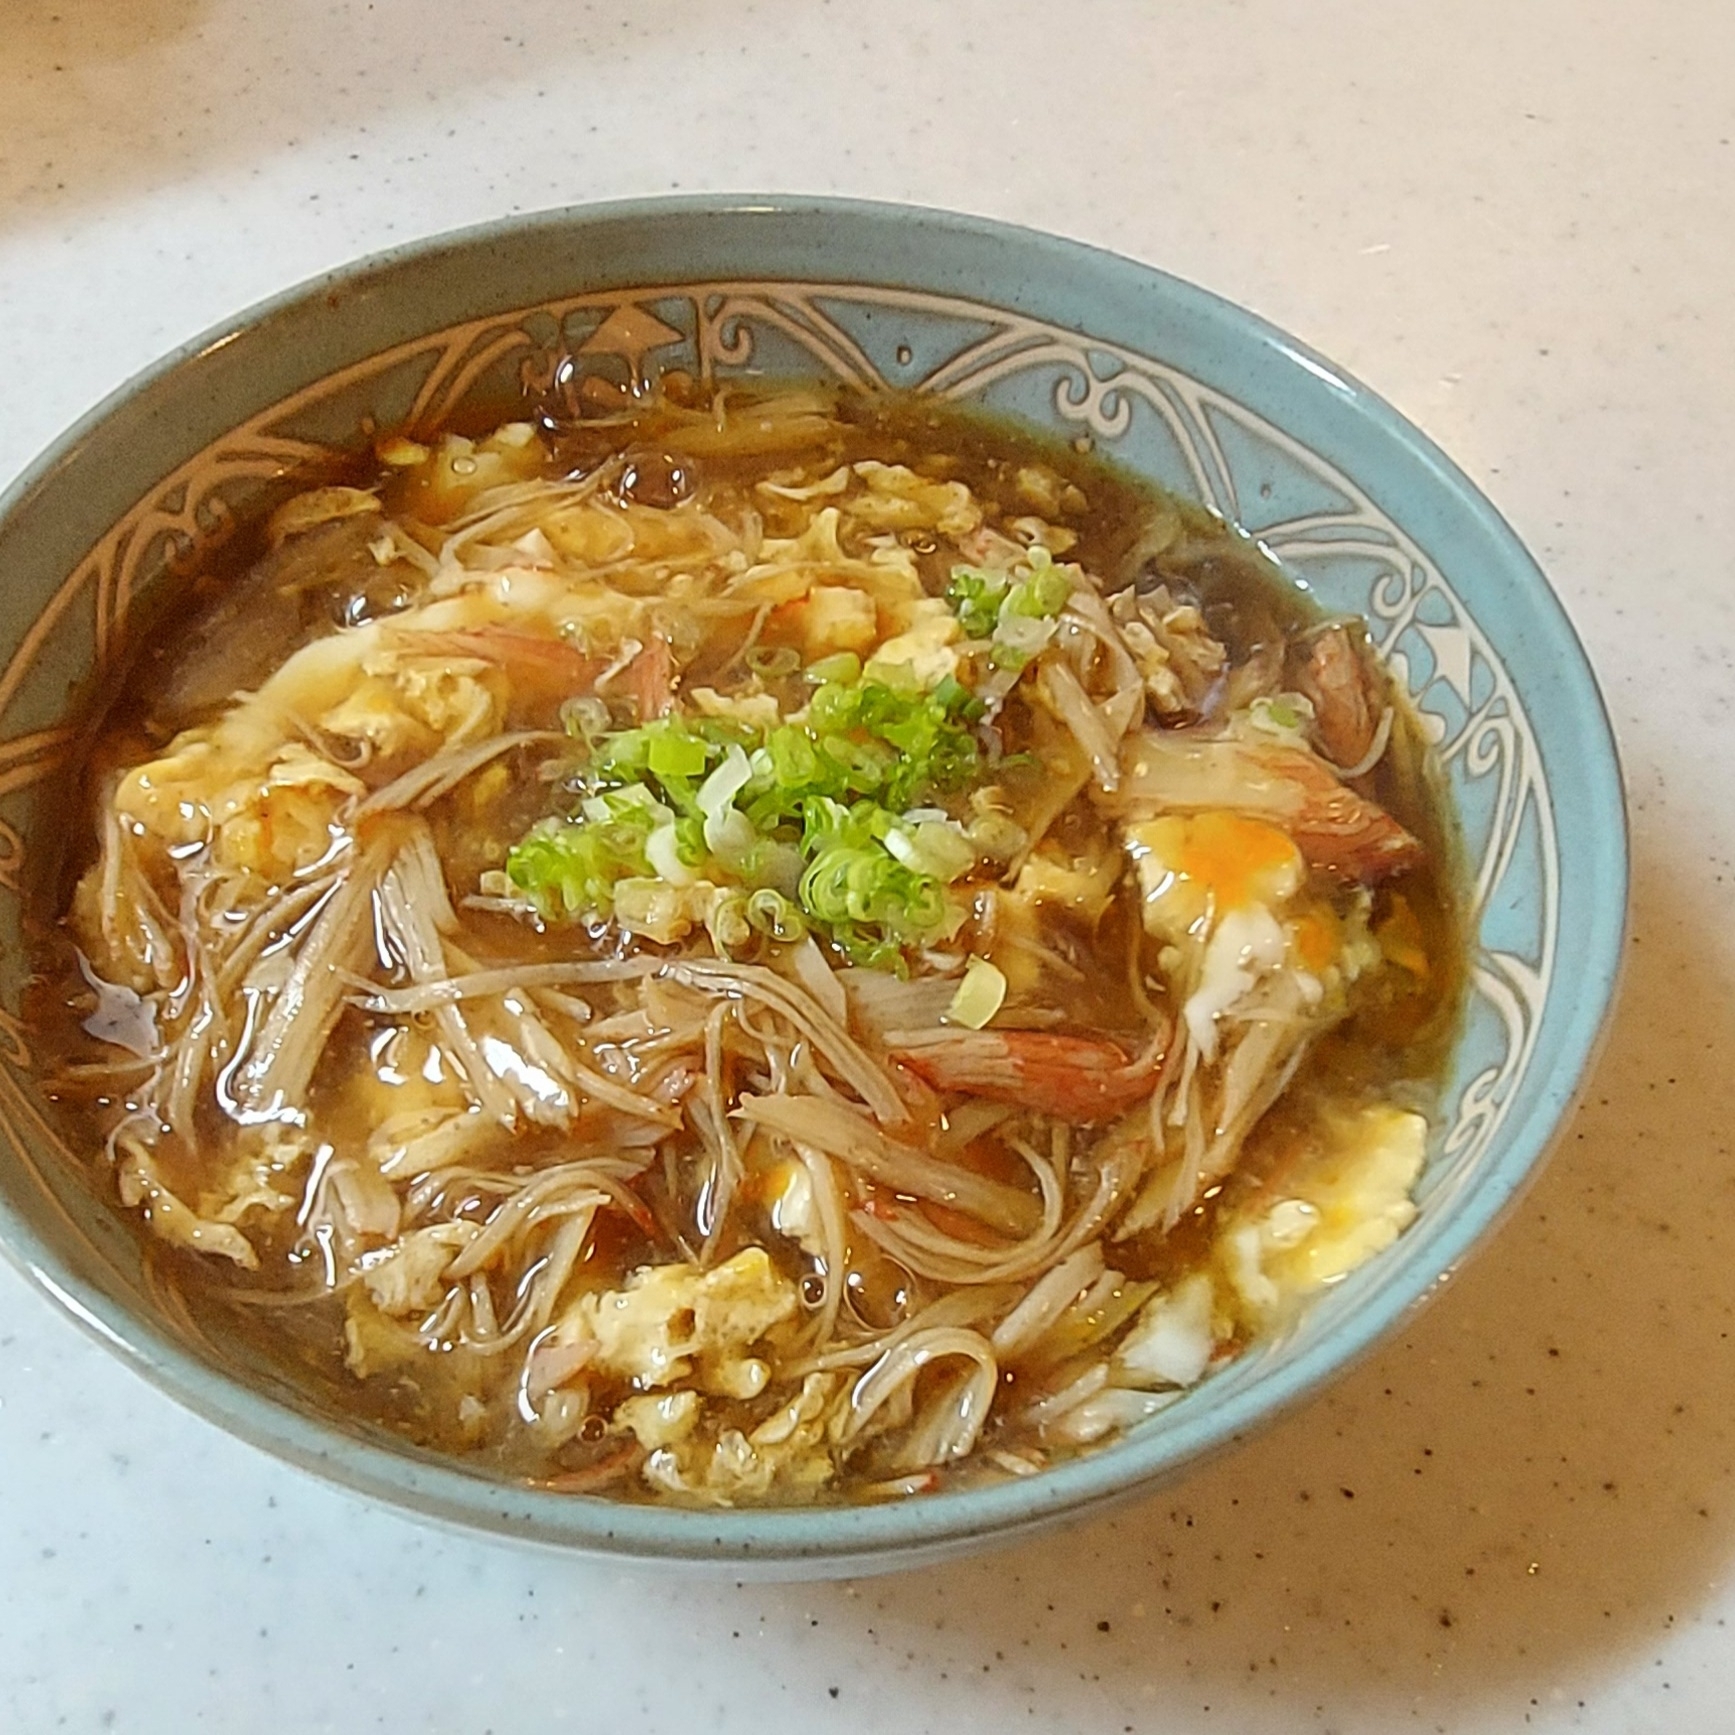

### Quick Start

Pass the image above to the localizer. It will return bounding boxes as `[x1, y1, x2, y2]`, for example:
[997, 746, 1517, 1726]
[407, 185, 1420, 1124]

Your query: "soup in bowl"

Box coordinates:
[0, 198, 1625, 1571]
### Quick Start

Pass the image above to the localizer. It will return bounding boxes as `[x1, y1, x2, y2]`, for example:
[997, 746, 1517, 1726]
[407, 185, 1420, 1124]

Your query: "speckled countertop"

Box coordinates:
[2, 2, 1733, 1729]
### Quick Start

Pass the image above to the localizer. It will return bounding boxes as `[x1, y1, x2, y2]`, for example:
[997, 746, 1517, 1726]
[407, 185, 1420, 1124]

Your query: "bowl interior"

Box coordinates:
[0, 198, 1626, 1571]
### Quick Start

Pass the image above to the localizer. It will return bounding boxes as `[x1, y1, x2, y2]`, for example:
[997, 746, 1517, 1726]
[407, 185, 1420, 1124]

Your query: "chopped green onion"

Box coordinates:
[948, 550, 1073, 669]
[945, 565, 1009, 640]
[646, 731, 711, 780]
[505, 813, 653, 921]
[909, 819, 979, 882]
[746, 644, 803, 678]
[945, 957, 1007, 1029]
[644, 822, 689, 884]
[696, 743, 753, 817]
[506, 657, 983, 964]
[673, 814, 708, 866]
[965, 808, 1028, 862]
[994, 611, 1055, 660]
[746, 887, 807, 943]
[706, 890, 754, 953]
[703, 804, 757, 860]
[805, 651, 862, 684]
[1003, 547, 1073, 619]
[1246, 691, 1316, 746]
[930, 674, 984, 721]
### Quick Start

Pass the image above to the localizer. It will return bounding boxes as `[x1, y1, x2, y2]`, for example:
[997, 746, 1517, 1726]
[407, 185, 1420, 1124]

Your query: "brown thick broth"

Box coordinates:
[32, 382, 1464, 1502]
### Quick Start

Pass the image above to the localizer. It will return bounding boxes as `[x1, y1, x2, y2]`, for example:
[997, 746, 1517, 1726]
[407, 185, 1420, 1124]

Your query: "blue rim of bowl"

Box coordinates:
[0, 194, 1629, 1564]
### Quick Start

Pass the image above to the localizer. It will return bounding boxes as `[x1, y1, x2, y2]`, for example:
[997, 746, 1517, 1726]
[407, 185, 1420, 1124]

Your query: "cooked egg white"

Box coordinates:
[551, 1245, 799, 1396]
[1219, 1102, 1428, 1322]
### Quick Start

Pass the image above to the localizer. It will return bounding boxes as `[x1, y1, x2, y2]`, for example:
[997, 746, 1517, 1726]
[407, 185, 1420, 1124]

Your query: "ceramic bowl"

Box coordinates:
[0, 196, 1626, 1575]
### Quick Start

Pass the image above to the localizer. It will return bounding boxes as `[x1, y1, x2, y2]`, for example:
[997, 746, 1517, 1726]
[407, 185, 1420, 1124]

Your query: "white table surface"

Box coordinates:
[3, 2, 1733, 1729]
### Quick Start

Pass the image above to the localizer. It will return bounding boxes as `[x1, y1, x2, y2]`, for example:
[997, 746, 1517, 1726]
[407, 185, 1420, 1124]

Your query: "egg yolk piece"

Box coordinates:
[1126, 811, 1306, 946]
[1127, 812, 1324, 1061]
